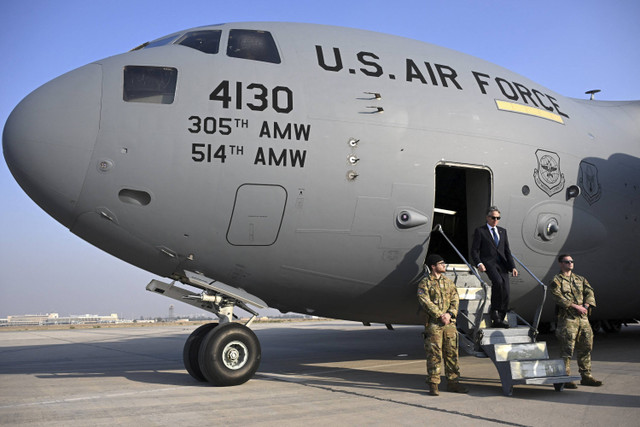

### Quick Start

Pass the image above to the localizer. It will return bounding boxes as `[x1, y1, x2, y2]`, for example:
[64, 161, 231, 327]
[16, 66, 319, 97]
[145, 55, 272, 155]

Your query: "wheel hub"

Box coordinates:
[222, 340, 249, 370]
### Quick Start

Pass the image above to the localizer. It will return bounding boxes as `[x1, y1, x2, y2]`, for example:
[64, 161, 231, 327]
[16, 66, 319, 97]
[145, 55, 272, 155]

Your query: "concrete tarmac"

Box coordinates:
[0, 320, 638, 426]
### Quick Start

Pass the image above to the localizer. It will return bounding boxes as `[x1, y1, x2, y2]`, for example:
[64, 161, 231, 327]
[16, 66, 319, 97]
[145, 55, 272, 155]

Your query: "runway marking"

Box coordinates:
[0, 387, 184, 409]
[258, 362, 530, 427]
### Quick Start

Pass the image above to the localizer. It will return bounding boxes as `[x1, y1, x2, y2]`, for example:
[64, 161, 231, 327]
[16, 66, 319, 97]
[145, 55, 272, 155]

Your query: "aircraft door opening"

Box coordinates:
[428, 165, 491, 263]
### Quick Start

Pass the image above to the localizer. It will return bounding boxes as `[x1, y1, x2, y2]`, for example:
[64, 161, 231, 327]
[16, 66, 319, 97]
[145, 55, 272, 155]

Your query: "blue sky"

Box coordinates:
[1, 0, 639, 318]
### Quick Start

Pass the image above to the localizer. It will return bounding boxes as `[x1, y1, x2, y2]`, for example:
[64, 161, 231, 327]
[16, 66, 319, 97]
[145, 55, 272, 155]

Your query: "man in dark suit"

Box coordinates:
[471, 206, 518, 328]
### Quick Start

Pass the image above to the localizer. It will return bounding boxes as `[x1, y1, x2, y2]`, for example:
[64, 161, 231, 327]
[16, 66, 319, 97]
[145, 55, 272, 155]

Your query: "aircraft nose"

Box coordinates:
[3, 64, 102, 228]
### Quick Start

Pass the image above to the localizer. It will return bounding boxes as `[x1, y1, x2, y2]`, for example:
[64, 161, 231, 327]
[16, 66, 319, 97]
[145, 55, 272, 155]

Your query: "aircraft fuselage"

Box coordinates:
[4, 23, 639, 325]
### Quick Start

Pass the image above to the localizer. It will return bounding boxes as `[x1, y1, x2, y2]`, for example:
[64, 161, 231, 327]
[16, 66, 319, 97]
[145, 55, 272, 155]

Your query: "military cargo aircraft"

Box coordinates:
[3, 22, 639, 386]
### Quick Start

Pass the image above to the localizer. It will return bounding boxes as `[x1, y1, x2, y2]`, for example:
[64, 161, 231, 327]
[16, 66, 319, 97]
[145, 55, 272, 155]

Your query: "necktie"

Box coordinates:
[491, 227, 499, 246]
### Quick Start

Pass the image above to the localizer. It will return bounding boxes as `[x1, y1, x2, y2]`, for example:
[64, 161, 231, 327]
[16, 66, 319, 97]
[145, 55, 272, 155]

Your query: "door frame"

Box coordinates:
[427, 162, 493, 263]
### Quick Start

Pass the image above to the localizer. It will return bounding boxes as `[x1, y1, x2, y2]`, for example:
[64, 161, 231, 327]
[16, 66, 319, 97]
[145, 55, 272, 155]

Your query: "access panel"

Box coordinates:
[226, 184, 287, 246]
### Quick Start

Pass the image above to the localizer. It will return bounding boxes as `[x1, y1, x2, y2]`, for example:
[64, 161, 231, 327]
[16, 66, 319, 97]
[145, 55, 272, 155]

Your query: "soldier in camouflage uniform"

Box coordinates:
[550, 254, 603, 388]
[417, 254, 468, 396]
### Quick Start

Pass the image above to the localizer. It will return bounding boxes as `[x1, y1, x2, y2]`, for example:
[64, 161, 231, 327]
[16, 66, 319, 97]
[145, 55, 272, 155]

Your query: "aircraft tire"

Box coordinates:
[183, 322, 218, 382]
[198, 322, 261, 386]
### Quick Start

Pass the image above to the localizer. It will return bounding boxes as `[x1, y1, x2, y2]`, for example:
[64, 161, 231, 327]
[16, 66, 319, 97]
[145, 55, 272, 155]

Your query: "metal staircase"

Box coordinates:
[432, 225, 580, 396]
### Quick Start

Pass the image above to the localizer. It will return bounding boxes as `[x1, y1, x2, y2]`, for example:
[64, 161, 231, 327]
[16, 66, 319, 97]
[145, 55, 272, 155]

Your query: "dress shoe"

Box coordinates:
[491, 320, 509, 328]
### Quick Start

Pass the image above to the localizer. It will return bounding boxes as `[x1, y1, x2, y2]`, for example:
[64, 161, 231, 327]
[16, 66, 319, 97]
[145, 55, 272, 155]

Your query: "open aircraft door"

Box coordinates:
[428, 163, 492, 262]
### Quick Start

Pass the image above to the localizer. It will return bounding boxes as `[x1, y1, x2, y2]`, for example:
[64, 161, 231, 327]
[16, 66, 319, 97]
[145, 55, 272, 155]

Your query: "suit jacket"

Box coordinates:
[470, 225, 515, 271]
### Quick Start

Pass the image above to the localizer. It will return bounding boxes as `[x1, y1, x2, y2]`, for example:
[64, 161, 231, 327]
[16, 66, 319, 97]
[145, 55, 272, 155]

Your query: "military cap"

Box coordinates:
[426, 254, 445, 268]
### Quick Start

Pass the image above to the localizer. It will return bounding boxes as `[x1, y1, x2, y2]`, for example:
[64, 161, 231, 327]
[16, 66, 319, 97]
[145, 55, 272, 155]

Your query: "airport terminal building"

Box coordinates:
[0, 313, 121, 326]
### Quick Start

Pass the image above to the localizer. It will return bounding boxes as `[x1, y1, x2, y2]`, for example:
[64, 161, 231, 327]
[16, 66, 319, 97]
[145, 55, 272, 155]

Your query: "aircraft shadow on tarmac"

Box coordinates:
[253, 325, 640, 408]
[1, 323, 638, 407]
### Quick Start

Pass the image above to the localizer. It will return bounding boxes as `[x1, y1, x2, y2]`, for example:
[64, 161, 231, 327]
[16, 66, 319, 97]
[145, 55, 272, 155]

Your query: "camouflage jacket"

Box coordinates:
[550, 272, 596, 319]
[417, 273, 459, 326]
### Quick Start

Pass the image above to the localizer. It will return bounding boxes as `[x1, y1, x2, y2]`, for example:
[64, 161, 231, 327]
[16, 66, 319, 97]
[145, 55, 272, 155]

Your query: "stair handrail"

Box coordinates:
[511, 254, 547, 341]
[431, 224, 489, 345]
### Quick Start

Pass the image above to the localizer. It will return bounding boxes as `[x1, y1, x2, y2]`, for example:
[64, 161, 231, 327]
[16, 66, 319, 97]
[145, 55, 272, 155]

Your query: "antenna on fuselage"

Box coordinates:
[585, 89, 601, 100]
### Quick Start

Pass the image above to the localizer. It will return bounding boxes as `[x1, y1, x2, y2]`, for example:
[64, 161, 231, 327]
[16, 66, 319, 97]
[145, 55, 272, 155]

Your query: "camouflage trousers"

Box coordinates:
[423, 322, 460, 384]
[556, 315, 594, 376]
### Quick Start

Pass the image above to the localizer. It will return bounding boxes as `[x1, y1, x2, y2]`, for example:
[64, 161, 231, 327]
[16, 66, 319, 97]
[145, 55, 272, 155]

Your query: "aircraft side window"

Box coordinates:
[227, 29, 281, 64]
[175, 30, 222, 54]
[123, 66, 178, 104]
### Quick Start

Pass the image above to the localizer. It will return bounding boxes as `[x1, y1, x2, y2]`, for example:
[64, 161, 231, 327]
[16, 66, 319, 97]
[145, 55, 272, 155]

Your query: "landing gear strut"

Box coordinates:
[146, 270, 267, 386]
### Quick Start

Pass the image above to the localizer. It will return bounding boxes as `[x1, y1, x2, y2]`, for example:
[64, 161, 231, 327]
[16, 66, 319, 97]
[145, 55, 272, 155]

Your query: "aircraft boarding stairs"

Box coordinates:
[431, 225, 579, 396]
[446, 265, 580, 396]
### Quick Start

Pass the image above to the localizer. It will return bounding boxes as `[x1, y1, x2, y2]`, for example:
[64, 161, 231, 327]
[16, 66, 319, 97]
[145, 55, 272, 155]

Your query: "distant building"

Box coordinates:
[5, 313, 60, 326]
[67, 313, 120, 324]
[2, 313, 123, 326]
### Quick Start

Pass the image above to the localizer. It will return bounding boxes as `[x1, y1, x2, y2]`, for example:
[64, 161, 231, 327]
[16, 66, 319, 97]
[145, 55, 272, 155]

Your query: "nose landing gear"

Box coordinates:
[146, 270, 266, 386]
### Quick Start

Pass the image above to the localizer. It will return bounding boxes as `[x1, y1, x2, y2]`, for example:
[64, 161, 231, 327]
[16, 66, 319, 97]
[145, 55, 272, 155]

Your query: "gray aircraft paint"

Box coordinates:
[4, 22, 639, 324]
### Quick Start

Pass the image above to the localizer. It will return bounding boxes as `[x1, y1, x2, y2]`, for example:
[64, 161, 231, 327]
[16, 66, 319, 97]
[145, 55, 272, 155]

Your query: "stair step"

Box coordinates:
[509, 359, 566, 380]
[505, 312, 518, 328]
[458, 300, 485, 314]
[449, 277, 481, 288]
[493, 342, 548, 361]
[524, 375, 581, 385]
[482, 326, 530, 336]
[459, 299, 484, 308]
[480, 327, 532, 345]
[445, 265, 482, 289]
[457, 287, 484, 300]
[482, 335, 532, 345]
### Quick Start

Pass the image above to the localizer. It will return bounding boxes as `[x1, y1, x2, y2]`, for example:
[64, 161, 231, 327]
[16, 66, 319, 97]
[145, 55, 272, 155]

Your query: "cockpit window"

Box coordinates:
[123, 66, 177, 104]
[145, 34, 179, 49]
[227, 29, 281, 64]
[131, 34, 178, 51]
[175, 30, 221, 54]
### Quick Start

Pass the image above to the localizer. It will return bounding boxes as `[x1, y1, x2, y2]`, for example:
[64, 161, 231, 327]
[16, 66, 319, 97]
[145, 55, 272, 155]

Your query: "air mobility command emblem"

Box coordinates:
[534, 149, 565, 196]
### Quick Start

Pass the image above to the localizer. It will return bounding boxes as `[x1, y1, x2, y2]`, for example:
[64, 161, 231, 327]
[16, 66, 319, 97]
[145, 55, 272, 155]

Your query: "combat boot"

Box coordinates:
[428, 383, 439, 396]
[580, 375, 603, 386]
[563, 358, 577, 388]
[448, 381, 469, 393]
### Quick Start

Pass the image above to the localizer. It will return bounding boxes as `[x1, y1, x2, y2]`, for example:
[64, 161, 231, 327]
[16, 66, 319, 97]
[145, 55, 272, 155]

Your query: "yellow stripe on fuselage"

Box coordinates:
[495, 100, 564, 124]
